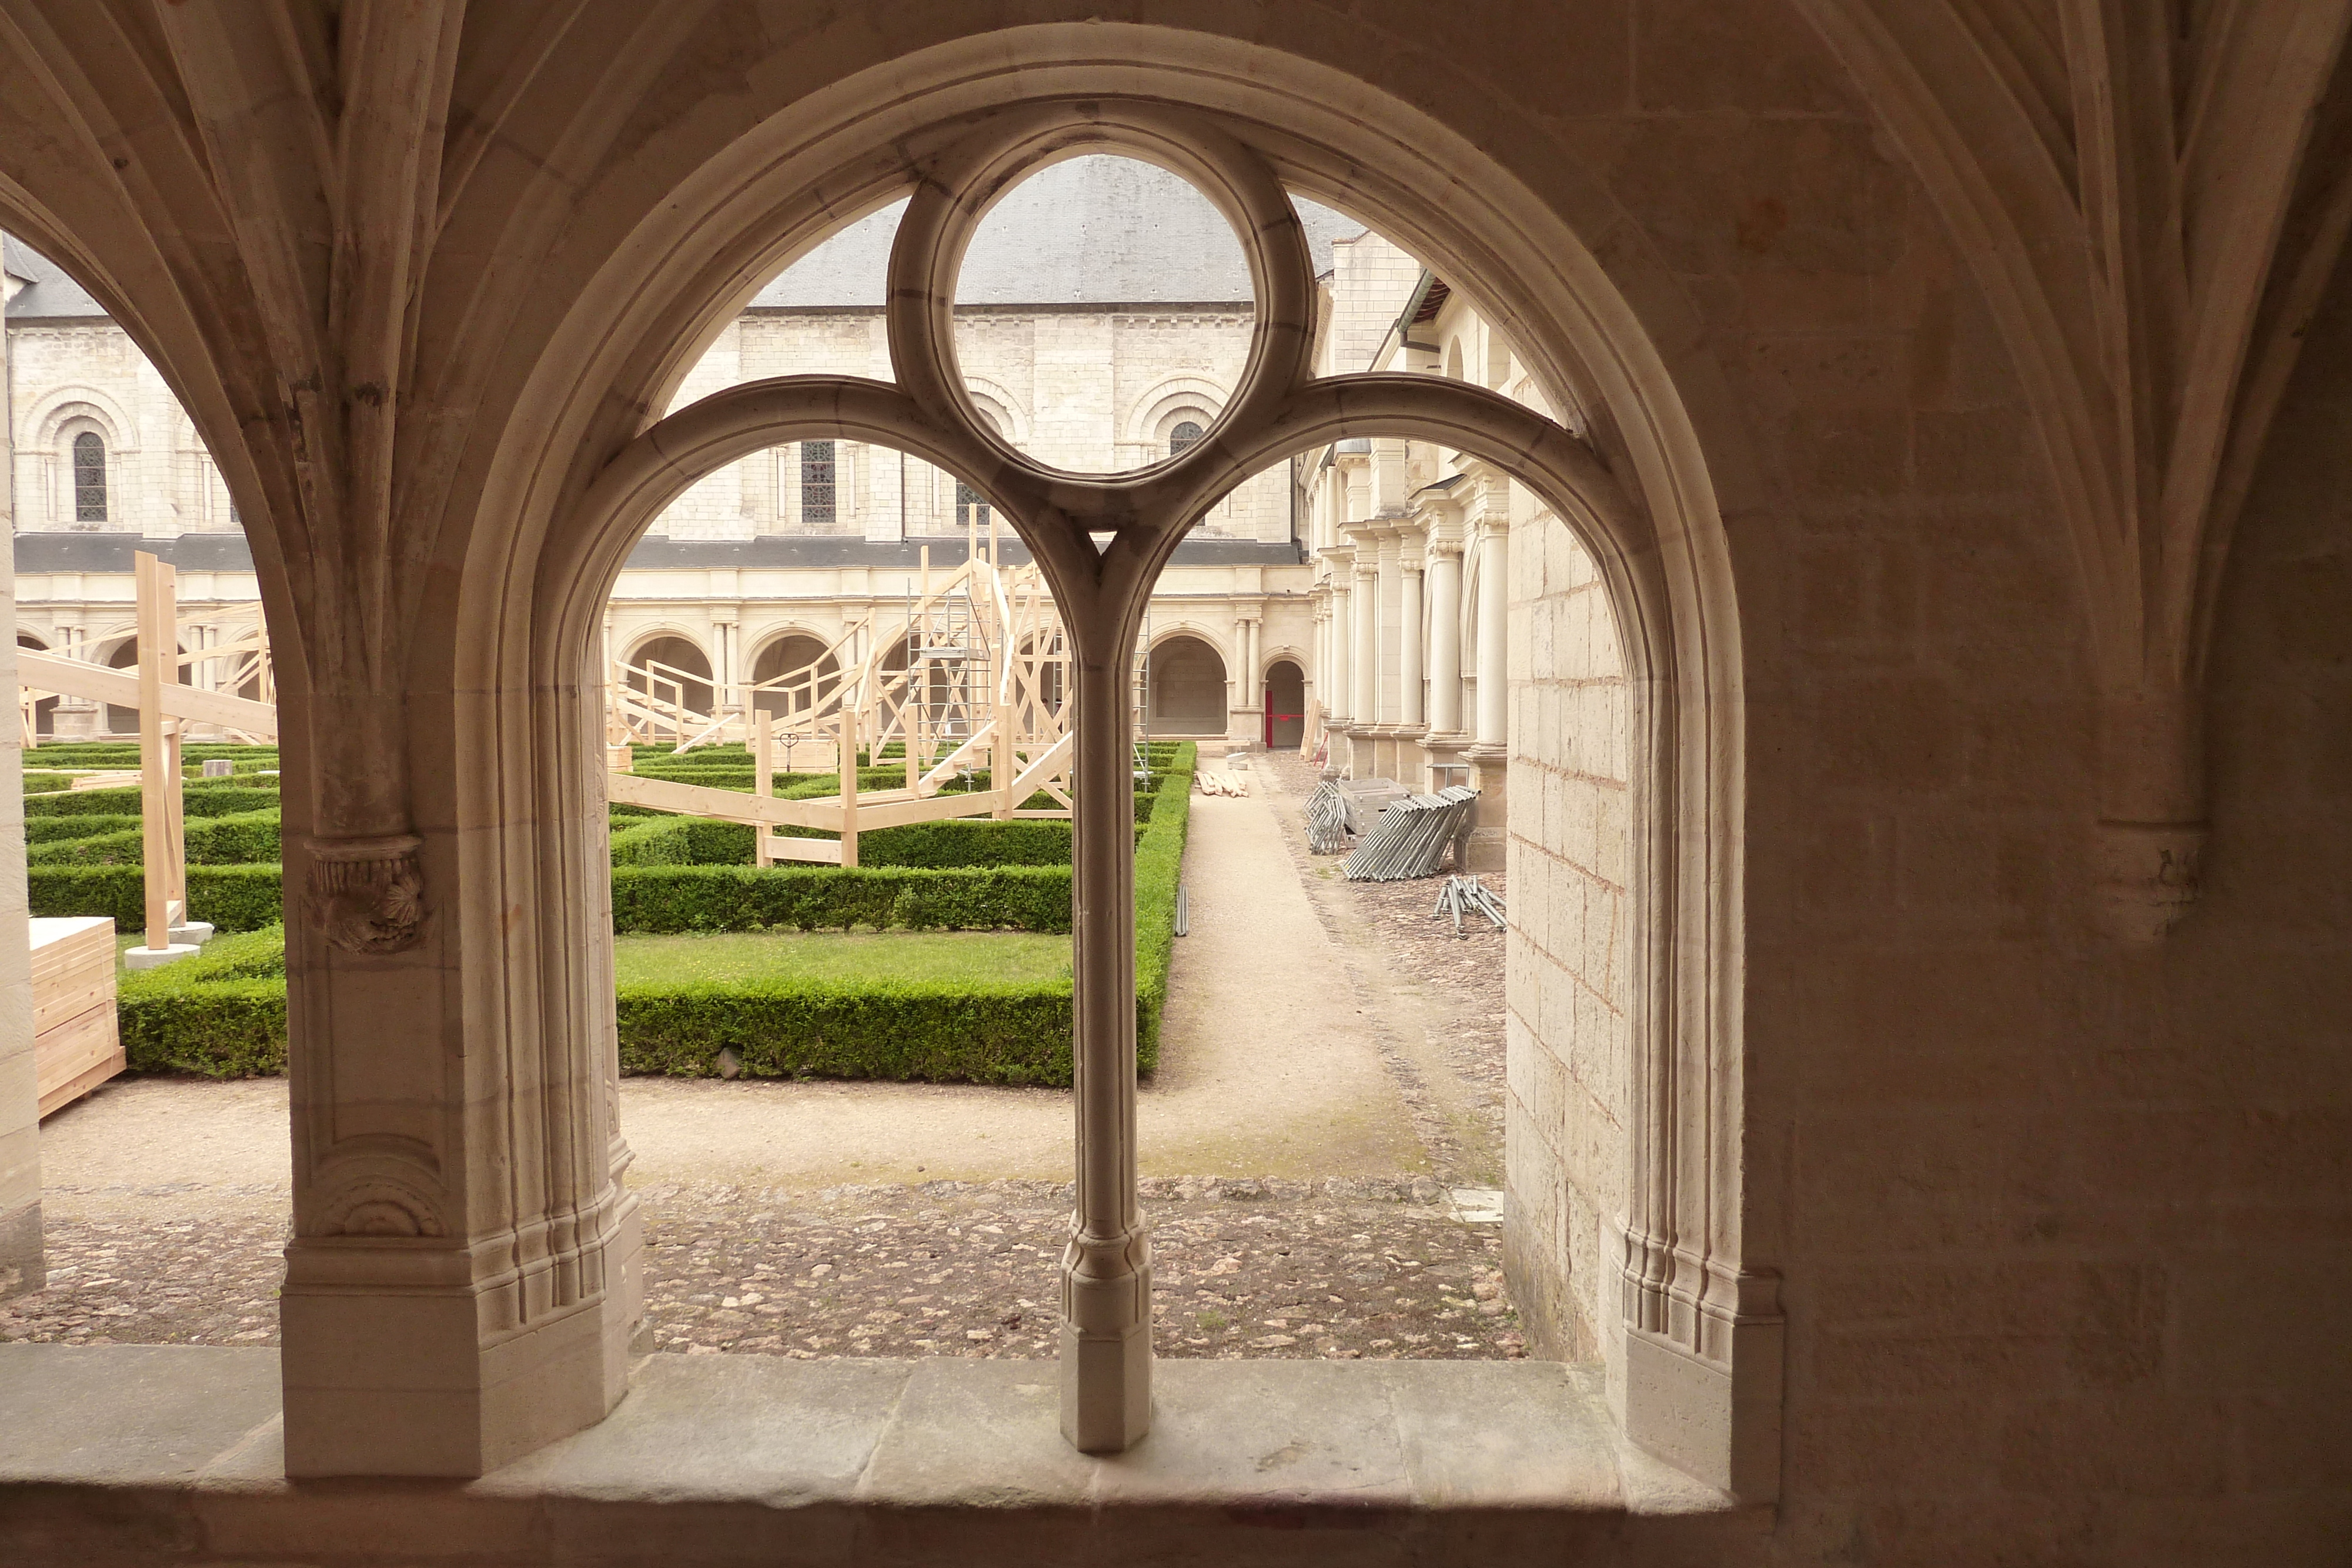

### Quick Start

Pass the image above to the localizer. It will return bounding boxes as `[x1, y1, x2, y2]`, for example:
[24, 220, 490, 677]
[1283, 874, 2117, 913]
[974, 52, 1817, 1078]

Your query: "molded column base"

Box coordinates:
[1060, 1318, 1152, 1454]
[280, 1209, 641, 1478]
[1462, 744, 1509, 871]
[1623, 1322, 1783, 1504]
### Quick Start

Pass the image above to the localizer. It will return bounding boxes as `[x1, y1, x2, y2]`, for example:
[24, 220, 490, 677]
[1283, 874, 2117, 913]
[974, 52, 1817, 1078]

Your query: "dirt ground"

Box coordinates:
[4, 750, 1519, 1362]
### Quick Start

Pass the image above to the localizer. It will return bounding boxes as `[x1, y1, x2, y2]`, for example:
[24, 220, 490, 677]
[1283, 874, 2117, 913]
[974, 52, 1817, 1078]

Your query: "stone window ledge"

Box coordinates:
[0, 1346, 1756, 1562]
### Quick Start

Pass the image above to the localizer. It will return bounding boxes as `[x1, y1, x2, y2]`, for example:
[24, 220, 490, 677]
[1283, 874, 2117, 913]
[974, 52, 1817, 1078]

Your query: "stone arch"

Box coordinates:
[747, 627, 841, 721]
[0, 22, 1768, 1486]
[619, 631, 714, 721]
[1123, 375, 1230, 453]
[484, 51, 1759, 1490]
[956, 379, 1025, 444]
[25, 389, 135, 530]
[1262, 654, 1307, 750]
[1143, 632, 1228, 736]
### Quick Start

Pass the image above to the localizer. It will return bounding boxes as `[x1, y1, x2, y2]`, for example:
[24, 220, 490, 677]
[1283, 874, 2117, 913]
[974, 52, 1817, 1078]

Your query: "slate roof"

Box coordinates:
[7, 159, 1368, 326]
[2, 235, 106, 320]
[755, 156, 1366, 310]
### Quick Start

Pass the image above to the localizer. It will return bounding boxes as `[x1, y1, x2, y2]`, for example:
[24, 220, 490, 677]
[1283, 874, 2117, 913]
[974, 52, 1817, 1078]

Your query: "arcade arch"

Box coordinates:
[543, 81, 1751, 1483]
[1143, 633, 1227, 735]
[0, 25, 1759, 1497]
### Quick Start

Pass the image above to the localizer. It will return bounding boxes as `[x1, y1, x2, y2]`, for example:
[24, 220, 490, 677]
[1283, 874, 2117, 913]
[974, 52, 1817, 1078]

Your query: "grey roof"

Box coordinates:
[2, 236, 106, 320]
[16, 531, 257, 573]
[756, 156, 1366, 310]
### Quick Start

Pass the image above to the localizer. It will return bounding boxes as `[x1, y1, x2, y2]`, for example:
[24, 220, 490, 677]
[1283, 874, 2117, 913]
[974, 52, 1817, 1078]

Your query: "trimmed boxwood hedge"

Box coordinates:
[614, 982, 1078, 1084]
[23, 813, 140, 844]
[118, 925, 289, 1077]
[24, 783, 280, 818]
[26, 808, 282, 867]
[27, 862, 282, 931]
[611, 862, 1072, 934]
[83, 744, 1196, 1087]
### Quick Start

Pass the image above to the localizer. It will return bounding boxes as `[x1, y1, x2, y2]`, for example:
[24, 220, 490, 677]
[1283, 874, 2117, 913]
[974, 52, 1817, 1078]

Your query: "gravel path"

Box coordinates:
[4, 749, 1520, 1363]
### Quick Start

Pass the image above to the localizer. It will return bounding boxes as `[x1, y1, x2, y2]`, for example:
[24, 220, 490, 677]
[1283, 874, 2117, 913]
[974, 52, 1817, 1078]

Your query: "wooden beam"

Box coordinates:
[18, 648, 280, 738]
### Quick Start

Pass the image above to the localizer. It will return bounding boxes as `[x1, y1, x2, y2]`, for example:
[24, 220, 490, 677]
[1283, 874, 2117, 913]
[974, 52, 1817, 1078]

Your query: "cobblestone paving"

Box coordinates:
[0, 1214, 286, 1348]
[1, 1182, 1523, 1362]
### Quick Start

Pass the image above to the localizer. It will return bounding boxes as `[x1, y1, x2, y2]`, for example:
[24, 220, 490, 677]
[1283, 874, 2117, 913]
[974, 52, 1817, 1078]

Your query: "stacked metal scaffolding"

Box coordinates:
[1305, 778, 1351, 854]
[1341, 785, 1481, 881]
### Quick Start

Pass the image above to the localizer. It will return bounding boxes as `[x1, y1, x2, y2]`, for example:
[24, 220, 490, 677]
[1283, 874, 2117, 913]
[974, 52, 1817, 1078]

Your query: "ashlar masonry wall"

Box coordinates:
[1502, 499, 1631, 1371]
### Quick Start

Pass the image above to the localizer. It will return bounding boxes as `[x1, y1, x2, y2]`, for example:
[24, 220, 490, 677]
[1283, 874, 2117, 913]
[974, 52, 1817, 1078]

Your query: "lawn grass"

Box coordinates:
[610, 930, 1071, 989]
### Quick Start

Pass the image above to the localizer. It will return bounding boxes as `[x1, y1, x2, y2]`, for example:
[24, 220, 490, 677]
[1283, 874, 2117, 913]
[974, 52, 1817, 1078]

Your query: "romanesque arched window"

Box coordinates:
[953, 480, 988, 528]
[1168, 419, 1204, 455]
[799, 440, 836, 526]
[72, 430, 107, 523]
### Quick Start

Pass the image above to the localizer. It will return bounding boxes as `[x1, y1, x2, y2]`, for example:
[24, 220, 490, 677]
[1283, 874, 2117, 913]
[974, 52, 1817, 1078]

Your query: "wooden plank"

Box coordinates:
[607, 769, 843, 829]
[18, 648, 278, 737]
[845, 788, 1008, 831]
[36, 1003, 123, 1118]
[764, 836, 844, 864]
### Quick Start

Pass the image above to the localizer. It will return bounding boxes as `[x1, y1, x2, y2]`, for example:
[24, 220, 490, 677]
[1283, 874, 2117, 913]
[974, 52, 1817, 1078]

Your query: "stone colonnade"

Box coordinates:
[1311, 453, 1515, 861]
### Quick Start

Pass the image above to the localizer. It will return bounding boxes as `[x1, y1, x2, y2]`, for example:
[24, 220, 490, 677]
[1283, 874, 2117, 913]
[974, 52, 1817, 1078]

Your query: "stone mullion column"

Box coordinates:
[1428, 534, 1465, 737]
[1059, 579, 1148, 1453]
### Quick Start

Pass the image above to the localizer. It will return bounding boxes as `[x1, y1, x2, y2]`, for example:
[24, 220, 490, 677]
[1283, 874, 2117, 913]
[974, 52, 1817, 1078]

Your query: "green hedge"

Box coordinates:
[615, 982, 1078, 1085]
[22, 771, 74, 794]
[93, 744, 1198, 1089]
[26, 862, 282, 931]
[1131, 743, 1195, 1069]
[26, 808, 281, 868]
[24, 783, 279, 819]
[610, 863, 1071, 934]
[25, 813, 141, 844]
[116, 925, 289, 1077]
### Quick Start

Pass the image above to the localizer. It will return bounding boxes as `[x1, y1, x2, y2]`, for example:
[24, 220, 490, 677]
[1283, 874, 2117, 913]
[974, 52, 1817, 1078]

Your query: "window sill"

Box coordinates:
[0, 1345, 1758, 1562]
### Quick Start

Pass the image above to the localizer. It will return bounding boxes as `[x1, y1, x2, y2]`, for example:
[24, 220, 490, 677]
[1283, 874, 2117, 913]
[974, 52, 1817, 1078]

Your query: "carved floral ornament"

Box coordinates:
[572, 99, 1646, 1453]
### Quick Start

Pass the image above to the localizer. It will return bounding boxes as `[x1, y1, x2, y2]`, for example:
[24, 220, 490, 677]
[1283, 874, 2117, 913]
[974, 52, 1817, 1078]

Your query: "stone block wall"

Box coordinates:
[1502, 509, 1629, 1370]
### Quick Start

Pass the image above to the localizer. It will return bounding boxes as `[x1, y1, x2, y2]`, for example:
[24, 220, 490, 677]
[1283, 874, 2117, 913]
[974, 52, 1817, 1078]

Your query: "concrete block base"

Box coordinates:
[167, 922, 213, 947]
[123, 944, 201, 971]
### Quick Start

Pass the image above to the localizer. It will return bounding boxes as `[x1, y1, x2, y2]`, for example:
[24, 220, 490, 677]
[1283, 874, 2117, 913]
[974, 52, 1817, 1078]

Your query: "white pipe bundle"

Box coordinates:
[1343, 786, 1481, 881]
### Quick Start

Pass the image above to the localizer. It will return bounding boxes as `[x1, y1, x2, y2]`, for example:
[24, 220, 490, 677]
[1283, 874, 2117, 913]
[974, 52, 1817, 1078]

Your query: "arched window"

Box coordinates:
[72, 430, 107, 523]
[800, 440, 836, 526]
[1168, 419, 1204, 456]
[953, 480, 989, 528]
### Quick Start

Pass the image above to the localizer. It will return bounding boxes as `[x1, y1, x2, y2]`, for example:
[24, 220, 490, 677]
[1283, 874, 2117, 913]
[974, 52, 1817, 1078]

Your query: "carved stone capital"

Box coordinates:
[309, 834, 427, 954]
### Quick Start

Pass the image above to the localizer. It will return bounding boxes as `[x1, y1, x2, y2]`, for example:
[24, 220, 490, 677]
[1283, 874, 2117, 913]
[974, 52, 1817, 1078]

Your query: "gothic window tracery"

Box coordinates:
[800, 440, 836, 526]
[72, 429, 107, 523]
